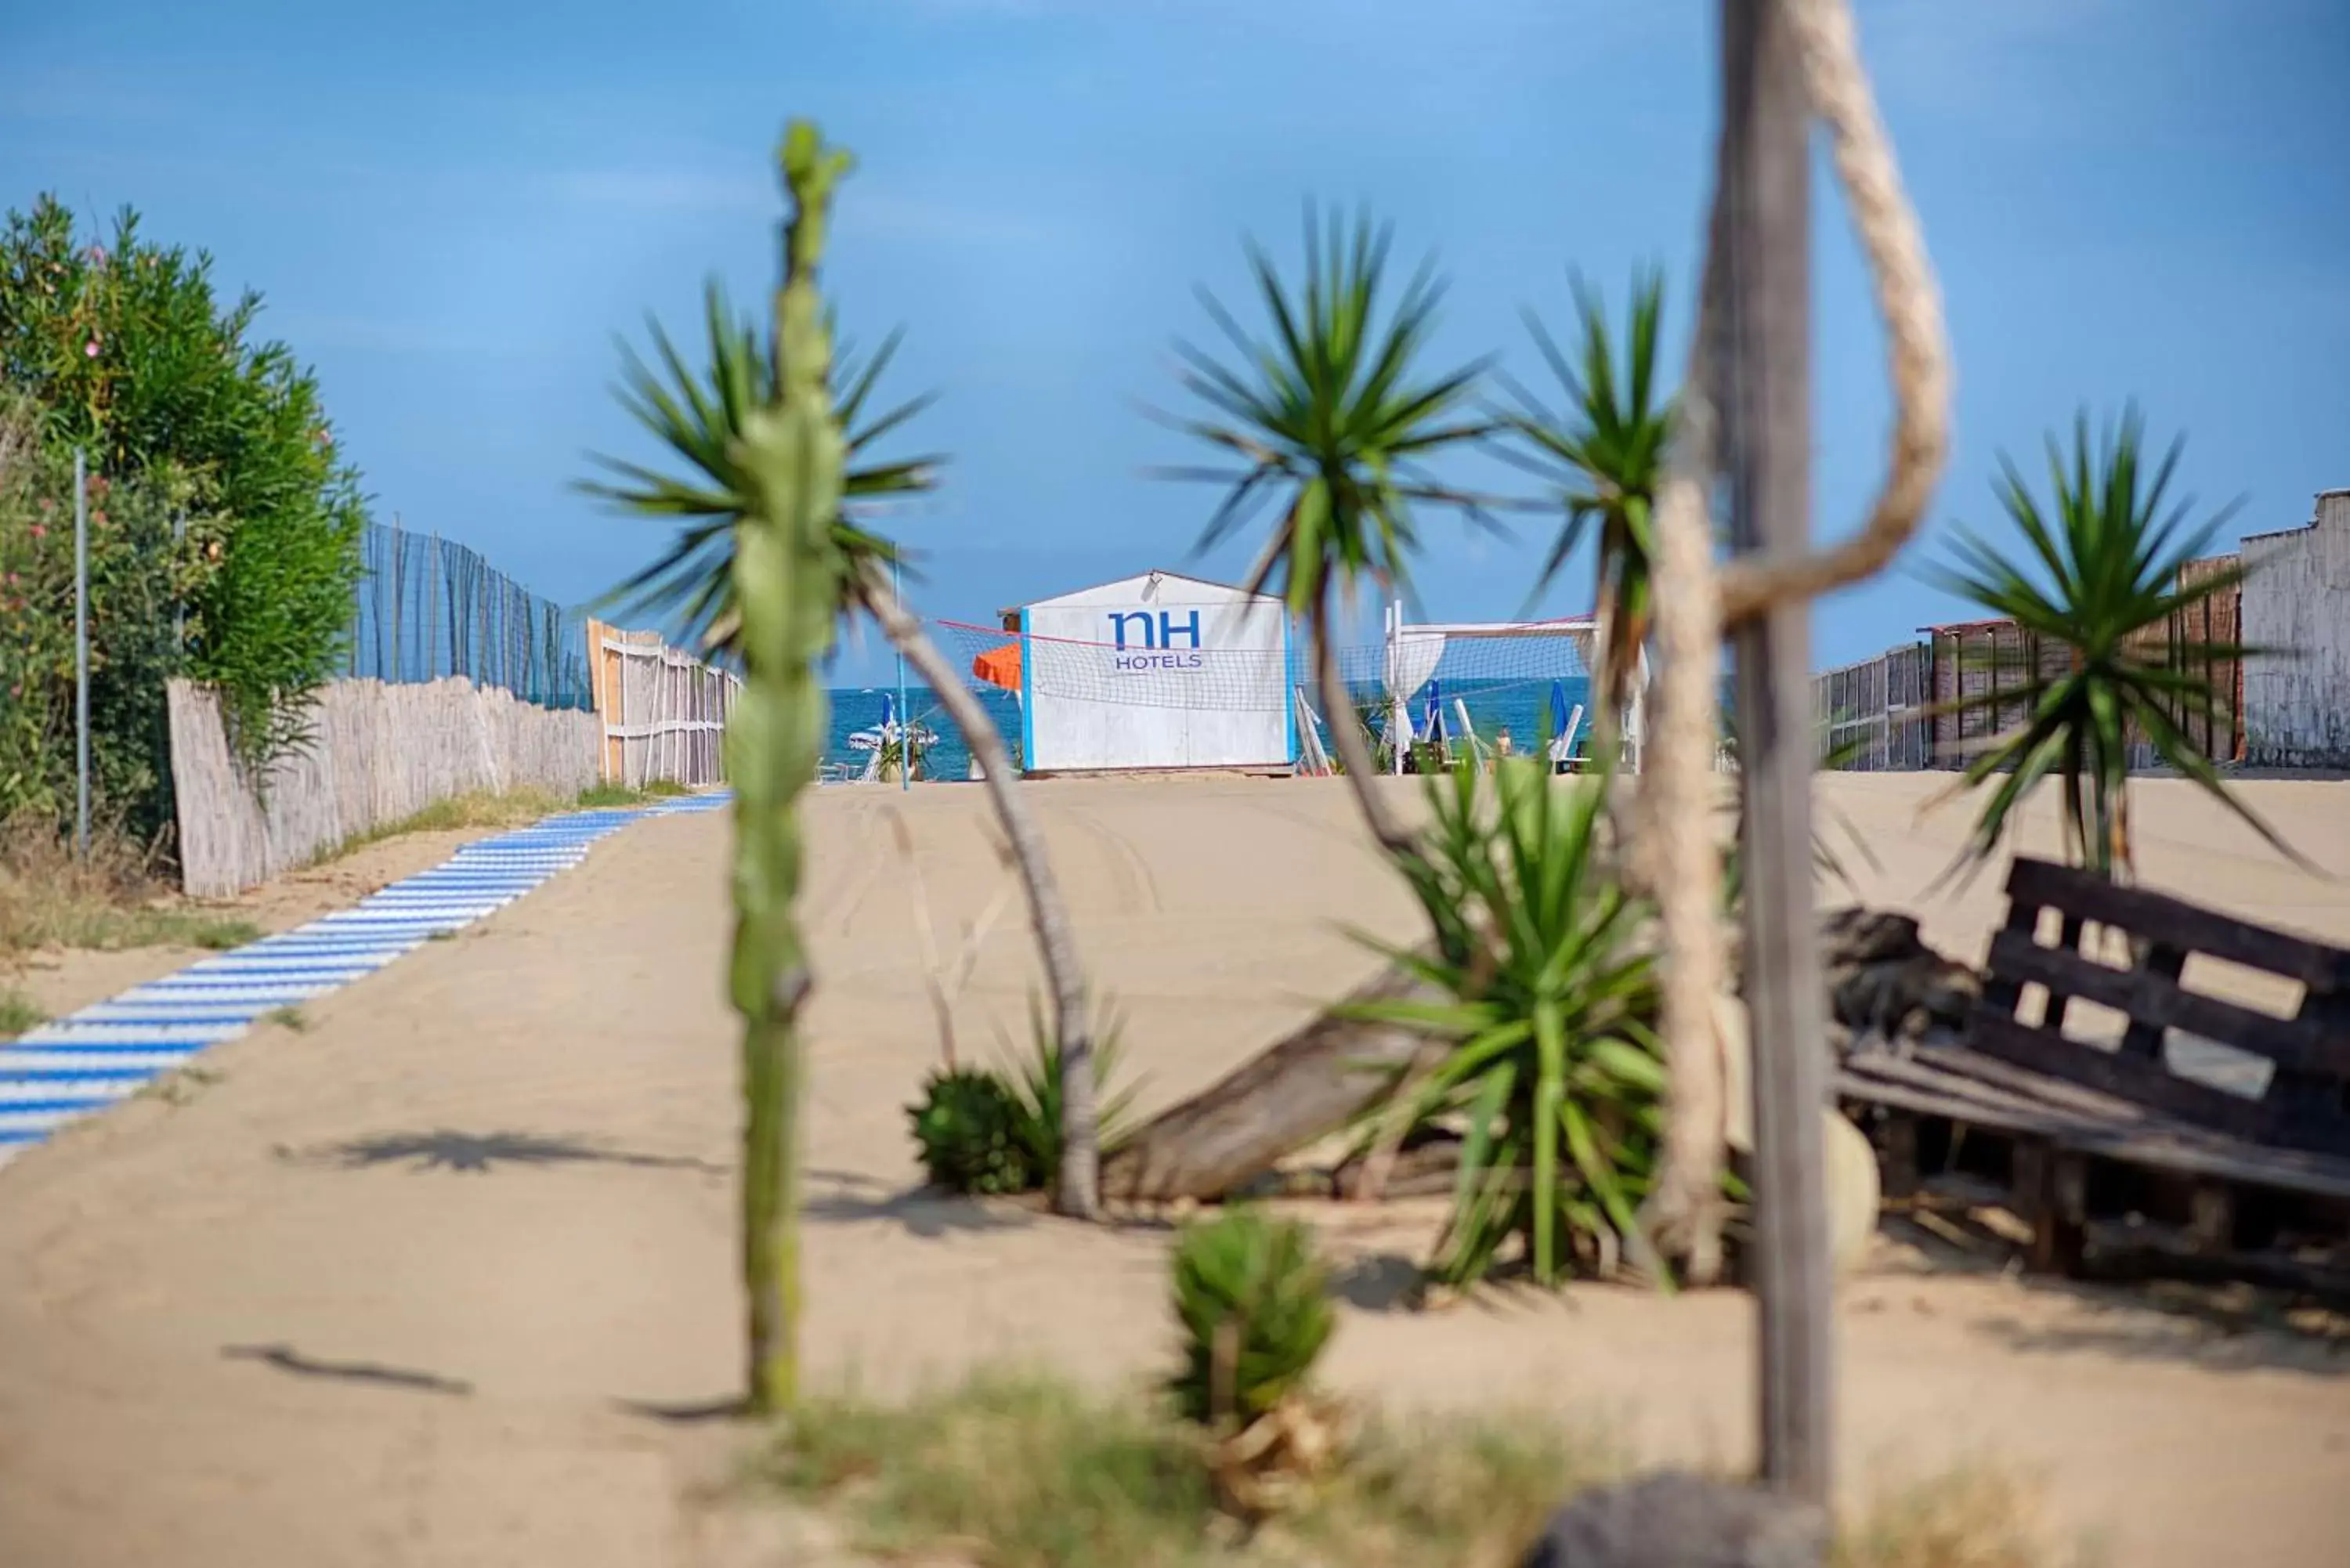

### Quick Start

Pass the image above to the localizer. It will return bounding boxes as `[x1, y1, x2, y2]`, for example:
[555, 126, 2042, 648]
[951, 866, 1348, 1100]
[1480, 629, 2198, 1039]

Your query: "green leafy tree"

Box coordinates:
[586, 143, 1106, 1219]
[0, 196, 365, 778]
[1491, 269, 1671, 743]
[1159, 206, 1494, 854]
[0, 412, 222, 833]
[1932, 406, 2300, 882]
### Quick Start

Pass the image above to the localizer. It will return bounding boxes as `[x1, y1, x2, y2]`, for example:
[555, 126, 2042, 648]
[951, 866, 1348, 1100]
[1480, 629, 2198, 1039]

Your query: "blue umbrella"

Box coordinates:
[1549, 680, 1571, 746]
[1423, 679, 1447, 746]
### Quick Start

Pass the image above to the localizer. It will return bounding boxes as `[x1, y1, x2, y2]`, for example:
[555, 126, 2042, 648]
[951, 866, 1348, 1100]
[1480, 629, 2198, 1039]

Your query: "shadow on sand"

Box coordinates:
[1866, 1212, 2350, 1379]
[801, 1166, 1038, 1237]
[280, 1129, 728, 1176]
[221, 1342, 474, 1396]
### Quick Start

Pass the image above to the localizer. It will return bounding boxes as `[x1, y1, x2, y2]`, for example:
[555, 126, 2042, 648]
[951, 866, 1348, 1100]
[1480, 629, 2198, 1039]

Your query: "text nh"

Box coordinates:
[1108, 610, 1205, 671]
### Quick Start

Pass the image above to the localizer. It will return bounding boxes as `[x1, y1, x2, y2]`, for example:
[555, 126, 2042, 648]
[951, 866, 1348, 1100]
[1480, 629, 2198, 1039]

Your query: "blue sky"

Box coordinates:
[5, 0, 2346, 683]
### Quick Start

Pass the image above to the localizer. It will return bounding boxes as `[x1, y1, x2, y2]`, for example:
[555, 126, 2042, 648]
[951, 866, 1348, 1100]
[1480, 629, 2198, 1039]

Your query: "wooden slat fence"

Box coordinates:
[584, 619, 739, 789]
[1817, 562, 2246, 774]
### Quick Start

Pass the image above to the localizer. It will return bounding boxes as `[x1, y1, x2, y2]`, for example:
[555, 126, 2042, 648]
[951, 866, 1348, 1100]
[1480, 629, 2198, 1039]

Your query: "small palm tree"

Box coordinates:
[1491, 269, 1672, 742]
[1932, 406, 2300, 881]
[580, 284, 940, 655]
[586, 179, 1106, 1219]
[1158, 206, 1495, 854]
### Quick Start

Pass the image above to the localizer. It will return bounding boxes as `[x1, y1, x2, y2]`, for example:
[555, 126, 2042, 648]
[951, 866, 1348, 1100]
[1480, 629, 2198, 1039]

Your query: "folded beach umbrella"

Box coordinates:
[971, 640, 1021, 692]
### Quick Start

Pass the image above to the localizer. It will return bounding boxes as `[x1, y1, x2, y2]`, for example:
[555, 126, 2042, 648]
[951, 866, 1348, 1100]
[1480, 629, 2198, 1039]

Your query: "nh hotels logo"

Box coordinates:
[1104, 609, 1206, 671]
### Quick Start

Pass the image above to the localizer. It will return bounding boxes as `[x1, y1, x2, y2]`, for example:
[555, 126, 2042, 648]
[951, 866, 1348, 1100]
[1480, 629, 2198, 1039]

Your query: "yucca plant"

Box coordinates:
[1006, 992, 1141, 1183]
[580, 288, 939, 656]
[1158, 205, 1495, 855]
[1345, 757, 1670, 1289]
[1930, 406, 2301, 882]
[584, 146, 1104, 1222]
[1166, 1207, 1335, 1429]
[1491, 269, 1672, 743]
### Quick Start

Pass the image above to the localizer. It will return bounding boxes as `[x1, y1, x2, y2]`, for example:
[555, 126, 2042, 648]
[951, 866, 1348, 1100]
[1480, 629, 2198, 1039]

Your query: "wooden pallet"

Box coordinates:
[1835, 857, 2350, 1295]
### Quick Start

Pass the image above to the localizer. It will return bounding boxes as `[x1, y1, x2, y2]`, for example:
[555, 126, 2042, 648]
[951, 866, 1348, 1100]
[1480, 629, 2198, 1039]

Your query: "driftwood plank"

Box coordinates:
[1096, 960, 1432, 1204]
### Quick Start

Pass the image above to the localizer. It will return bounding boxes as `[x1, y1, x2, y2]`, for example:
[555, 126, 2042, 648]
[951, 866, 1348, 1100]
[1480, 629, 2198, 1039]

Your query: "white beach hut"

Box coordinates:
[1005, 569, 1296, 775]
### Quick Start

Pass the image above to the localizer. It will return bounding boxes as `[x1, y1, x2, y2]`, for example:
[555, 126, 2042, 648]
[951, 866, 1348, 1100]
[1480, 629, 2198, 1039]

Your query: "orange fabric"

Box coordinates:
[972, 641, 1021, 692]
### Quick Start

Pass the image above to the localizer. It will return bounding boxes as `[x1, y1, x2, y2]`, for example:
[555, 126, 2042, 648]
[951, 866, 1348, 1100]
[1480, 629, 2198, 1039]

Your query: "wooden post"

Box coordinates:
[1720, 0, 1835, 1505]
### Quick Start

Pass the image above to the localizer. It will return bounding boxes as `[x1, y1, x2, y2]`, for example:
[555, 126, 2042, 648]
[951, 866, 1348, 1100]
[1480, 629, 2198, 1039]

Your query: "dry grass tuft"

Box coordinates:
[0, 985, 45, 1038]
[757, 1371, 2077, 1568]
[0, 815, 258, 956]
[1837, 1465, 2093, 1568]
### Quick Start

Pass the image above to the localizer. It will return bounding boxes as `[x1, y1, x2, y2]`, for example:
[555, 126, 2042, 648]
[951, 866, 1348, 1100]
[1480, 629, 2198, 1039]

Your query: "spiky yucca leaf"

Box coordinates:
[1491, 269, 1673, 732]
[1155, 204, 1498, 620]
[1345, 757, 1672, 1289]
[1007, 992, 1141, 1180]
[1167, 1207, 1335, 1429]
[580, 281, 941, 653]
[1929, 406, 2302, 882]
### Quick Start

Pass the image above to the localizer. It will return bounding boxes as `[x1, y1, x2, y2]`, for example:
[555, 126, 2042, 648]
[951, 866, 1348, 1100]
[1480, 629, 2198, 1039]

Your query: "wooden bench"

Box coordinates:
[1836, 857, 2350, 1294]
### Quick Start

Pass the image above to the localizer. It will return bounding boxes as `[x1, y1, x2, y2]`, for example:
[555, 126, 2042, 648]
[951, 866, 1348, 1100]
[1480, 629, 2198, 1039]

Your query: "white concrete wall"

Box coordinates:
[2243, 490, 2350, 768]
[1021, 573, 1294, 772]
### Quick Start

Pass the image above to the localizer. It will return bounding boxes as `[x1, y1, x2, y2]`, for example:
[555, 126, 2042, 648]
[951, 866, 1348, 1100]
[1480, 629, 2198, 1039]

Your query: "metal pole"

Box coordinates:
[895, 558, 910, 790]
[426, 533, 441, 680]
[73, 449, 90, 859]
[1721, 0, 1833, 1504]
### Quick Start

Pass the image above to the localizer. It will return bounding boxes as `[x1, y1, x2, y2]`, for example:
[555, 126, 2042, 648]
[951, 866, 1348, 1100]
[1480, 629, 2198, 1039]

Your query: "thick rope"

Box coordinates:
[1716, 0, 1954, 627]
[1636, 0, 1950, 1281]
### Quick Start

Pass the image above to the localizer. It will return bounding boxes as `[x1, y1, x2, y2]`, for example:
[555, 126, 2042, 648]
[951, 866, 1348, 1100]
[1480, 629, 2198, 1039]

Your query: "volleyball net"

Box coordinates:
[926, 609, 1619, 770]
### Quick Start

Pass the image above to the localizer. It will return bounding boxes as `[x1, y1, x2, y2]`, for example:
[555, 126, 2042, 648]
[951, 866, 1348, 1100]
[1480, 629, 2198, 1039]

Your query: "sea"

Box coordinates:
[820, 675, 1597, 779]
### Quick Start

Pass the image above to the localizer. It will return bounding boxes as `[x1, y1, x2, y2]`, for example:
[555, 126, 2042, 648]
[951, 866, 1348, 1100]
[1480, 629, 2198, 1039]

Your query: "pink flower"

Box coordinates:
[84, 339, 100, 358]
[29, 525, 45, 540]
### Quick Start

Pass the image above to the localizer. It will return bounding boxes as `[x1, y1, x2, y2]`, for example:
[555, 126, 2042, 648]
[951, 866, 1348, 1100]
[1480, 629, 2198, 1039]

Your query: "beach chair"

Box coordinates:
[1548, 703, 1585, 774]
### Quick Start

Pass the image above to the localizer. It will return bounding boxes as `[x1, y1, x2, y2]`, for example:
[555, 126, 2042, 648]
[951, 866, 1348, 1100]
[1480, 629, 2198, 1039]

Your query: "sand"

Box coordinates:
[0, 772, 2347, 1566]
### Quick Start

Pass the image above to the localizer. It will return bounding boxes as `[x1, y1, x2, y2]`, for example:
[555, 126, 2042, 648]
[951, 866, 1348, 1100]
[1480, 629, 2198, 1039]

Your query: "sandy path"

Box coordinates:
[0, 775, 2345, 1566]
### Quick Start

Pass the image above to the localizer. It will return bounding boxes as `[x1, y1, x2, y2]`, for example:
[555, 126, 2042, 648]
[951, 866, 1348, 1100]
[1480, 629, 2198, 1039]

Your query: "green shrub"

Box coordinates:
[0, 195, 365, 810]
[909, 1066, 1034, 1195]
[1166, 1207, 1334, 1429]
[908, 995, 1141, 1198]
[0, 407, 220, 840]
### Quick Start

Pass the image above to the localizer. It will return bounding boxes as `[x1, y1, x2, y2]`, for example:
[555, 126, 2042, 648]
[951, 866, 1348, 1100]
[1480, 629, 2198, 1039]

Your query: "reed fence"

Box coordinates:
[167, 676, 602, 897]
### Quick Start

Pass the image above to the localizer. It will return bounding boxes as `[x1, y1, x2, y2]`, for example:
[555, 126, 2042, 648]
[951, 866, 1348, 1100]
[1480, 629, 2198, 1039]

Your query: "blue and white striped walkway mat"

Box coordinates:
[0, 789, 732, 1169]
